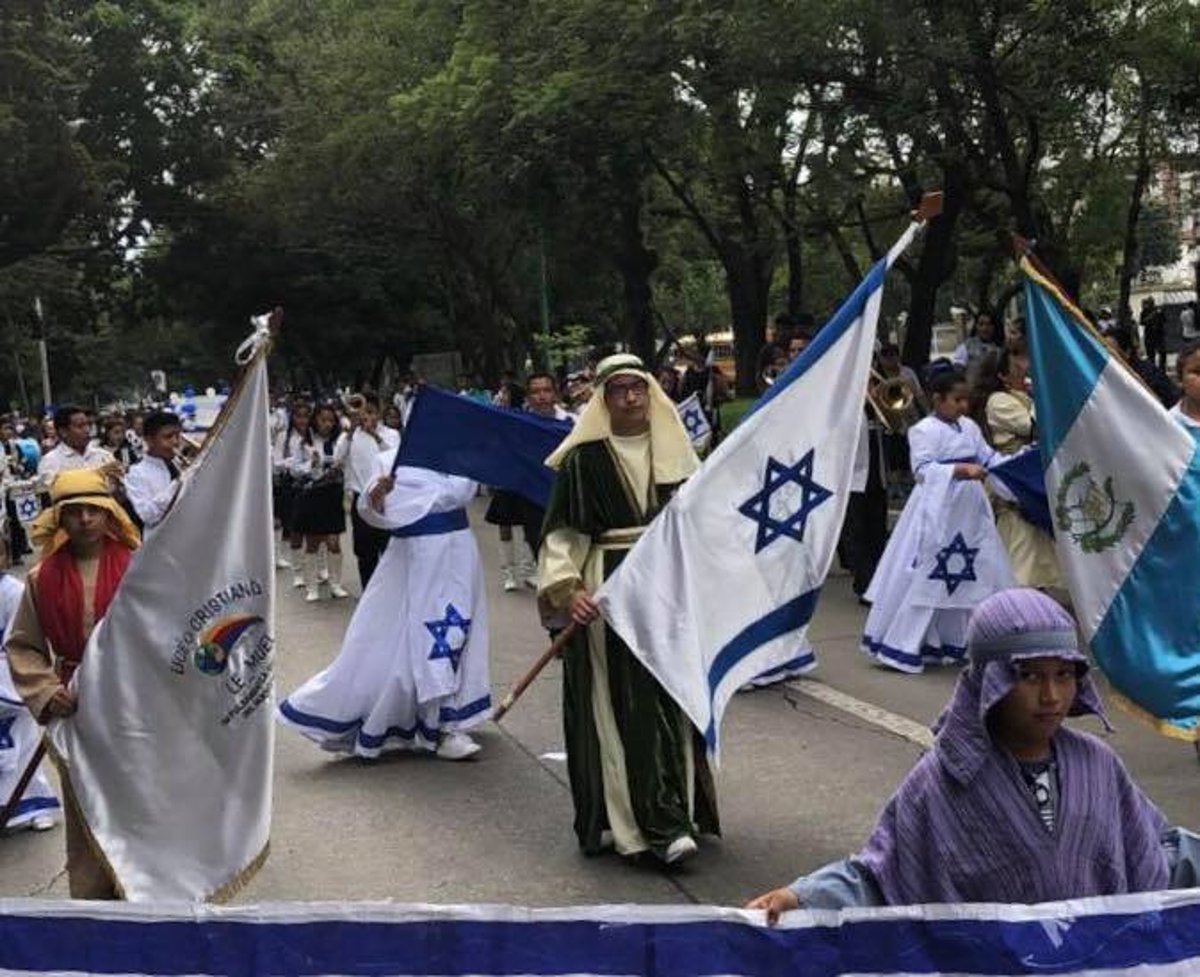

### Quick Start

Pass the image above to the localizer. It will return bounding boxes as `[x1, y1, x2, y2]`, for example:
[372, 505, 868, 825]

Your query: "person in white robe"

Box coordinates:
[276, 451, 491, 760]
[0, 553, 60, 832]
[862, 368, 1015, 674]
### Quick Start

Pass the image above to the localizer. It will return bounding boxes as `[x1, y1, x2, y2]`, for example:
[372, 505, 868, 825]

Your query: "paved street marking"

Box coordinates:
[785, 679, 934, 749]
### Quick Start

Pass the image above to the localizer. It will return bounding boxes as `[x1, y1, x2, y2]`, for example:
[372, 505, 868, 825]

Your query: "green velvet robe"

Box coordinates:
[541, 440, 720, 857]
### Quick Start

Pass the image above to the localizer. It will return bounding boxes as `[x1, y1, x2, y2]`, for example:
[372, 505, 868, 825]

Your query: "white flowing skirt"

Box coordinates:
[277, 528, 491, 758]
[862, 468, 1015, 674]
[0, 656, 60, 827]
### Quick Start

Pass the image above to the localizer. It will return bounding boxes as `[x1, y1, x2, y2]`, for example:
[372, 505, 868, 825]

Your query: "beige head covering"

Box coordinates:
[545, 353, 699, 484]
[30, 468, 141, 556]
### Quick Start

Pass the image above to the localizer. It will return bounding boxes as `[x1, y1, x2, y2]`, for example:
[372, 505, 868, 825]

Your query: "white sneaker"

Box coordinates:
[663, 835, 698, 865]
[436, 732, 481, 761]
[329, 583, 350, 599]
[304, 587, 321, 603]
[292, 571, 305, 589]
[275, 555, 292, 570]
[29, 814, 56, 832]
[502, 571, 519, 593]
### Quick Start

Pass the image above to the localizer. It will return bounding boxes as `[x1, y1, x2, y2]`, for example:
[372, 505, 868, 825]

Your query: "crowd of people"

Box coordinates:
[2, 308, 1199, 912]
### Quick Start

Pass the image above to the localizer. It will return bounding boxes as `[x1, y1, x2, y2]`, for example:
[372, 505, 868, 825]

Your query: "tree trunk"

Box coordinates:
[1118, 82, 1153, 328]
[782, 183, 804, 319]
[902, 164, 965, 369]
[723, 244, 771, 396]
[615, 195, 657, 365]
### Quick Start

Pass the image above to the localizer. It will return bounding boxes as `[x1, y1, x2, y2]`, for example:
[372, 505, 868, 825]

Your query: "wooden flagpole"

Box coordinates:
[492, 623, 577, 723]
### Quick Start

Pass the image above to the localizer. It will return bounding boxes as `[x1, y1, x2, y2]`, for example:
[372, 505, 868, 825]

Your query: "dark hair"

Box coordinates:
[1108, 327, 1137, 357]
[53, 404, 86, 431]
[1178, 338, 1200, 377]
[879, 342, 900, 357]
[358, 393, 381, 411]
[526, 371, 556, 388]
[927, 366, 967, 400]
[143, 411, 181, 437]
[308, 403, 339, 442]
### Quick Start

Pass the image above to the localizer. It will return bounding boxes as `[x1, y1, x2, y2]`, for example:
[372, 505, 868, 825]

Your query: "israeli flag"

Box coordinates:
[597, 221, 922, 755]
[675, 391, 713, 453]
[1023, 260, 1200, 738]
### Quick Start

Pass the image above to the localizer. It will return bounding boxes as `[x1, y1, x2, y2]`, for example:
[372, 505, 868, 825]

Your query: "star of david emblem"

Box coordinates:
[928, 532, 980, 595]
[682, 408, 705, 436]
[425, 603, 472, 673]
[15, 495, 39, 521]
[738, 450, 833, 554]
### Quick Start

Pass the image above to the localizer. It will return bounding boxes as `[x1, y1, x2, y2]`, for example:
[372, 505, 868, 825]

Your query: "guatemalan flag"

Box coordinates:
[597, 219, 924, 756]
[1022, 257, 1200, 738]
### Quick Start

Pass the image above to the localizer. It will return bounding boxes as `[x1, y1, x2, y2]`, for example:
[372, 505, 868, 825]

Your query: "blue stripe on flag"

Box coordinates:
[1091, 442, 1200, 731]
[1023, 279, 1109, 465]
[742, 259, 888, 422]
[3, 899, 1200, 976]
[704, 589, 820, 746]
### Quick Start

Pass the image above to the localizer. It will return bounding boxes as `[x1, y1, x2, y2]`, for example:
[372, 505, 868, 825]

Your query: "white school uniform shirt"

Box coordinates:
[36, 441, 115, 488]
[123, 455, 180, 531]
[339, 426, 400, 496]
[287, 433, 343, 480]
[908, 414, 997, 477]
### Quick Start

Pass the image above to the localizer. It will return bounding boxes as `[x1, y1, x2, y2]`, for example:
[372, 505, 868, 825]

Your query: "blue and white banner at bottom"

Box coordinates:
[2, 890, 1200, 976]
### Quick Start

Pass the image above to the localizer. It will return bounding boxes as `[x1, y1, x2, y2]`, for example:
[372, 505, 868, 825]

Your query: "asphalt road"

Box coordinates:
[3, 498, 1197, 905]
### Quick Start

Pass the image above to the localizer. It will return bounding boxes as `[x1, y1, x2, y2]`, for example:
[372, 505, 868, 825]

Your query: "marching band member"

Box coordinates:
[862, 367, 1015, 673]
[338, 394, 399, 589]
[272, 400, 311, 583]
[289, 403, 348, 602]
[36, 406, 115, 488]
[122, 411, 184, 538]
[100, 417, 139, 472]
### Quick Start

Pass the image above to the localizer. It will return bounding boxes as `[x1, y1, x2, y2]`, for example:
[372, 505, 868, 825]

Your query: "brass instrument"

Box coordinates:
[866, 369, 916, 433]
[176, 433, 204, 469]
[346, 393, 367, 418]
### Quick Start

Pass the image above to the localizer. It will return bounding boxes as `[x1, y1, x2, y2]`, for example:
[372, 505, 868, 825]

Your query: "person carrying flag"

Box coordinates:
[538, 353, 718, 865]
[5, 468, 140, 898]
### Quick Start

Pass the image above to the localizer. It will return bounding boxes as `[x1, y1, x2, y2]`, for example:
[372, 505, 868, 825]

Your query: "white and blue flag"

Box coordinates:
[3, 892, 1200, 976]
[597, 220, 922, 755]
[675, 391, 713, 453]
[1023, 258, 1200, 739]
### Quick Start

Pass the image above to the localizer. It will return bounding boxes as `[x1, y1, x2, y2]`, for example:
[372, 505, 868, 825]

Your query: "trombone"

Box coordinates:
[866, 369, 916, 433]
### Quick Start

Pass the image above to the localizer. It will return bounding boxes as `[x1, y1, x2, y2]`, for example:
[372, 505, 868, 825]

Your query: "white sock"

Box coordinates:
[326, 548, 343, 586]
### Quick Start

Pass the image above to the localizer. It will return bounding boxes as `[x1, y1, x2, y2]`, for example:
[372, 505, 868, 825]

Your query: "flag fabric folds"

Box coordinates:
[397, 386, 572, 507]
[988, 446, 1053, 534]
[675, 392, 713, 453]
[1022, 258, 1200, 739]
[2, 892, 1200, 976]
[597, 221, 922, 755]
[49, 336, 276, 901]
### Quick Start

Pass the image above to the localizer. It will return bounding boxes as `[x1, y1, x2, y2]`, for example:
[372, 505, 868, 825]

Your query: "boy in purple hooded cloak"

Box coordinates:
[748, 588, 1199, 920]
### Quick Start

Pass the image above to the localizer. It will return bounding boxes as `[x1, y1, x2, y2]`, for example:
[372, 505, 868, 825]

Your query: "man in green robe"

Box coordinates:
[538, 353, 719, 864]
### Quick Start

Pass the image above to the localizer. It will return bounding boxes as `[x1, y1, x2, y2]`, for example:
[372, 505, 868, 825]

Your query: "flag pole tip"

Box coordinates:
[1010, 233, 1035, 259]
[914, 192, 943, 223]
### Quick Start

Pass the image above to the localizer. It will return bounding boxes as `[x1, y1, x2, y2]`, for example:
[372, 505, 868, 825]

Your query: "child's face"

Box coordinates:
[933, 383, 969, 420]
[60, 503, 110, 549]
[1179, 352, 1200, 406]
[991, 657, 1078, 757]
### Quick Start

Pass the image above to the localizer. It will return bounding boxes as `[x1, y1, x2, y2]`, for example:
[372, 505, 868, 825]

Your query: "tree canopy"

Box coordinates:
[2, 0, 1199, 404]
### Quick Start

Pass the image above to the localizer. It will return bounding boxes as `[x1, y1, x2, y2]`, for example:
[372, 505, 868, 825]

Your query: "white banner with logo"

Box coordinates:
[50, 340, 275, 902]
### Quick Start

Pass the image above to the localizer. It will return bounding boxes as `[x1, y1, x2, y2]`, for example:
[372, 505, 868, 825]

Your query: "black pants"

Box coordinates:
[350, 493, 391, 588]
[838, 427, 889, 596]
